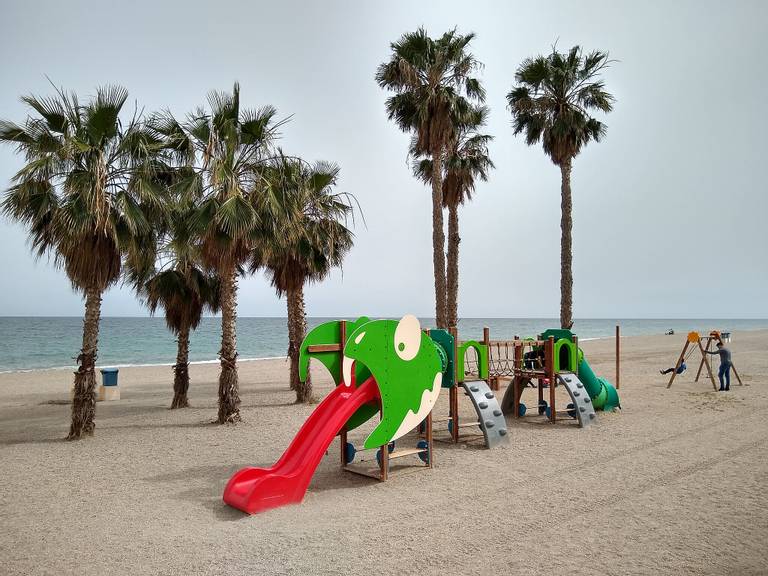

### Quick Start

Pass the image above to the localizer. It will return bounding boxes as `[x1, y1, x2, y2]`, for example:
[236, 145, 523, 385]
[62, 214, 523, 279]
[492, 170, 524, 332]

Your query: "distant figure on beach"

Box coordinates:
[665, 329, 675, 335]
[660, 361, 686, 375]
[706, 342, 732, 391]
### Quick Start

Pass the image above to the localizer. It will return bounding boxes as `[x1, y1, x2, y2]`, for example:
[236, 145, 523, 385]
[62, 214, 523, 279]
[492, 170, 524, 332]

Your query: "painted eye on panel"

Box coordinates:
[394, 314, 421, 361]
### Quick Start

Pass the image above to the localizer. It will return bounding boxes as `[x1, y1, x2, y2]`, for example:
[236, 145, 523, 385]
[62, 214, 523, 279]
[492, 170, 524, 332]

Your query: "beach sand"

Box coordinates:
[1, 330, 766, 576]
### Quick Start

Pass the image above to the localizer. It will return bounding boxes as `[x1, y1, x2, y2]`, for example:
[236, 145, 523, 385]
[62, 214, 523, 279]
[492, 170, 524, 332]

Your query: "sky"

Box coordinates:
[1, 0, 766, 319]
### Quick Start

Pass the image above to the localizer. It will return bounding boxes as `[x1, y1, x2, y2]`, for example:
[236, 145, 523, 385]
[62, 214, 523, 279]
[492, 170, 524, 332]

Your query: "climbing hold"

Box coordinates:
[485, 392, 494, 399]
[577, 382, 583, 388]
[580, 406, 586, 412]
[585, 397, 591, 403]
[479, 401, 488, 409]
[589, 413, 596, 419]
[573, 390, 580, 397]
[499, 429, 507, 436]
[493, 409, 502, 417]
[344, 442, 356, 464]
[485, 420, 495, 428]
[417, 440, 430, 464]
[470, 385, 479, 392]
[565, 376, 572, 382]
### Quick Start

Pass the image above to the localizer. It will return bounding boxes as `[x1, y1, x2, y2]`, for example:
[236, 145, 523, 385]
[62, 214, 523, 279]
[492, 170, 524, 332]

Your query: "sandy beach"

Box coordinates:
[1, 330, 766, 576]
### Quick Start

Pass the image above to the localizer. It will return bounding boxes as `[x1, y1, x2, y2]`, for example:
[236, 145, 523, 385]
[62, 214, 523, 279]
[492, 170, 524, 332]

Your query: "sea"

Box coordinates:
[0, 317, 766, 373]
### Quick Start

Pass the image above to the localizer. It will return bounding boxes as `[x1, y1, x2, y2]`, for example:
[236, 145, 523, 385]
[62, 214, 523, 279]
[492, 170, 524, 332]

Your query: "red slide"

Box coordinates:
[223, 376, 379, 514]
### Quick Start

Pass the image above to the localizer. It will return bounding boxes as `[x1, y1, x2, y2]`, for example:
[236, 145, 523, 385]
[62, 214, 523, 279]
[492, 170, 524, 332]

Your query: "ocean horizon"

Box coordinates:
[1, 316, 766, 373]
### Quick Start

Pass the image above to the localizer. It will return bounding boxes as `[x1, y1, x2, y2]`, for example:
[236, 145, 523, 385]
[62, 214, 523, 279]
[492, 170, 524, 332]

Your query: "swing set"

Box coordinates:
[667, 330, 742, 390]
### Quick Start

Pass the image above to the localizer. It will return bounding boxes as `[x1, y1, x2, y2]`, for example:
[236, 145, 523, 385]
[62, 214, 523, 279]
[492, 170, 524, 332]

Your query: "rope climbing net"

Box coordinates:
[461, 339, 546, 379]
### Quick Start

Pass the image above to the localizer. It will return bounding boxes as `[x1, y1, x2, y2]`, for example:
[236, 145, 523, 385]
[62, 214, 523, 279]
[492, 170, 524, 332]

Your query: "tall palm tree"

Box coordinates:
[376, 27, 484, 329]
[141, 203, 220, 408]
[507, 46, 614, 328]
[413, 107, 494, 327]
[253, 156, 355, 403]
[0, 85, 165, 439]
[149, 84, 283, 423]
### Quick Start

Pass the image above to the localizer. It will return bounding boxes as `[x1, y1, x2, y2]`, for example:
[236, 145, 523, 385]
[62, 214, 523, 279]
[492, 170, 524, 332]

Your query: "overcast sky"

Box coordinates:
[1, 0, 766, 319]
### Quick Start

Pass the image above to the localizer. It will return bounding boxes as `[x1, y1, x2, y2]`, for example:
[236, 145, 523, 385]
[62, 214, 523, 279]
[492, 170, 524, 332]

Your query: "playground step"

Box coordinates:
[556, 373, 597, 428]
[460, 380, 509, 449]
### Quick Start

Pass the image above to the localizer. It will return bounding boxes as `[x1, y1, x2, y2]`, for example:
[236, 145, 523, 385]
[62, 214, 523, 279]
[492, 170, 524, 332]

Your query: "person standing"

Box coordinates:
[706, 342, 732, 391]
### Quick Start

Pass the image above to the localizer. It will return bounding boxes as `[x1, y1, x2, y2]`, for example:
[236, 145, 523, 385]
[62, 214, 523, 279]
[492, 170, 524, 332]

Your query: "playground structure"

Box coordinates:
[426, 327, 508, 448]
[222, 317, 619, 515]
[667, 330, 742, 390]
[461, 327, 620, 427]
[223, 315, 492, 514]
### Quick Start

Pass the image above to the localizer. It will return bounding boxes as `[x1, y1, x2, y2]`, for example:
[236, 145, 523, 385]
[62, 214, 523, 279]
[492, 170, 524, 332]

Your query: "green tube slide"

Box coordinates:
[540, 329, 620, 412]
[577, 351, 620, 411]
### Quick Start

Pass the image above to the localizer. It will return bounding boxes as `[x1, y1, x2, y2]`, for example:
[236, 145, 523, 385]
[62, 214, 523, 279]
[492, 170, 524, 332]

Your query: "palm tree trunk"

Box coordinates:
[288, 284, 312, 403]
[171, 324, 191, 409]
[560, 158, 574, 329]
[68, 287, 102, 440]
[286, 291, 297, 391]
[446, 201, 460, 328]
[217, 265, 241, 423]
[431, 145, 448, 328]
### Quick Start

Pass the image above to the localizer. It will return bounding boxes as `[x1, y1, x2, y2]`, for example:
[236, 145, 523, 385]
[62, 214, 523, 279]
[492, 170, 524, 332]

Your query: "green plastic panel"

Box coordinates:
[344, 318, 443, 449]
[429, 329, 455, 389]
[554, 338, 579, 373]
[457, 340, 488, 381]
[298, 316, 377, 432]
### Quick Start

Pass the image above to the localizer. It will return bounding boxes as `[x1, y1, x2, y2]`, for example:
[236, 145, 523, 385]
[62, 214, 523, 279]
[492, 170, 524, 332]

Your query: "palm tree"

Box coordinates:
[0, 85, 165, 439]
[376, 27, 484, 329]
[413, 107, 494, 327]
[253, 156, 355, 403]
[149, 84, 283, 423]
[141, 202, 220, 408]
[507, 46, 614, 328]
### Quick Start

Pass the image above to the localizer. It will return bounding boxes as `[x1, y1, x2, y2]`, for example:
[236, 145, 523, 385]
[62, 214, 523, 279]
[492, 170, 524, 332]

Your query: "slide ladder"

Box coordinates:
[460, 380, 509, 448]
[223, 377, 379, 514]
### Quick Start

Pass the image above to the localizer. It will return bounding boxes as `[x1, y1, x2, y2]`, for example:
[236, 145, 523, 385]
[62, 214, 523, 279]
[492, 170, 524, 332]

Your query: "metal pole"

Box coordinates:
[615, 325, 620, 389]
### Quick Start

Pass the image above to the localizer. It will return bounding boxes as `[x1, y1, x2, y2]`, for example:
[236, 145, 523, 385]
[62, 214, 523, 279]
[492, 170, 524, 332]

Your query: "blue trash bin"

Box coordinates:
[100, 368, 119, 387]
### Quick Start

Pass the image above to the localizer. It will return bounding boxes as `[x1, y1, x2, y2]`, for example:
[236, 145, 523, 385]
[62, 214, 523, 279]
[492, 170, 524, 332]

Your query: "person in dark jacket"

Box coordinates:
[706, 342, 732, 391]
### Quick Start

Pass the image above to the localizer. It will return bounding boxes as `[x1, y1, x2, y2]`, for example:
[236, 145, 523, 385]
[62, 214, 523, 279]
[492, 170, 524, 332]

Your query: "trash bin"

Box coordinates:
[721, 332, 731, 343]
[100, 368, 119, 386]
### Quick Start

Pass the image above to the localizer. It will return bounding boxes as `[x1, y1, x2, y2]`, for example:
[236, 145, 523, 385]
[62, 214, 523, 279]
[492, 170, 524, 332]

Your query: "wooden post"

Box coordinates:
[449, 326, 459, 443]
[697, 338, 718, 390]
[615, 325, 621, 390]
[512, 338, 522, 419]
[450, 385, 459, 443]
[547, 336, 556, 423]
[483, 327, 494, 390]
[426, 411, 433, 469]
[340, 428, 347, 466]
[667, 341, 689, 388]
[695, 336, 712, 382]
[450, 327, 460, 383]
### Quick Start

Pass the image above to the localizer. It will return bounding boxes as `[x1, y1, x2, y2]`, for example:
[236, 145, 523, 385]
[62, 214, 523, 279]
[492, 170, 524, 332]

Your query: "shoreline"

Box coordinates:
[2, 325, 765, 375]
[0, 355, 289, 376]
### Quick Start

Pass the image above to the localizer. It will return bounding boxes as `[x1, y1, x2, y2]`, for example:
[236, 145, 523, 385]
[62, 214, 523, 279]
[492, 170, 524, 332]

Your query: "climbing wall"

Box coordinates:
[460, 380, 509, 449]
[557, 373, 597, 428]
